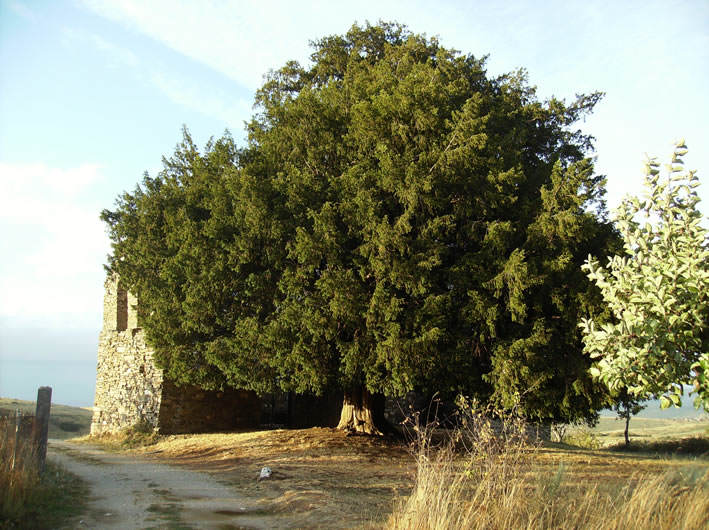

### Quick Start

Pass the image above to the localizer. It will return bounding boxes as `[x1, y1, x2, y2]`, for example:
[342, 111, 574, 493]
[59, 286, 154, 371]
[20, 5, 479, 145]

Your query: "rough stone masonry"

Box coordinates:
[90, 275, 261, 435]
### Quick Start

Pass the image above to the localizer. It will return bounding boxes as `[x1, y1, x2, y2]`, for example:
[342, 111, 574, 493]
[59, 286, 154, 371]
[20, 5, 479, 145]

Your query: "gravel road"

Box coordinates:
[48, 439, 270, 529]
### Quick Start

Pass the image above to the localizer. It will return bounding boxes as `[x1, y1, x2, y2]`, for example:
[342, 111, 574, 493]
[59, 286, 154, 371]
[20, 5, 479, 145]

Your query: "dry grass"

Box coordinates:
[388, 459, 709, 529]
[84, 419, 161, 450]
[1, 414, 41, 523]
[385, 403, 709, 530]
[1, 415, 87, 528]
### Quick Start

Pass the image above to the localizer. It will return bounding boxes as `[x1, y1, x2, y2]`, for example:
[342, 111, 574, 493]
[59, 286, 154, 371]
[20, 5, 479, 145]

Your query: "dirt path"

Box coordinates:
[48, 439, 270, 529]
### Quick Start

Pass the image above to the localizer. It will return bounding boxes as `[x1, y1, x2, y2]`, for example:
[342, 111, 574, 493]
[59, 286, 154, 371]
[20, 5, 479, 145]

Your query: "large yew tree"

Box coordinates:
[102, 22, 617, 433]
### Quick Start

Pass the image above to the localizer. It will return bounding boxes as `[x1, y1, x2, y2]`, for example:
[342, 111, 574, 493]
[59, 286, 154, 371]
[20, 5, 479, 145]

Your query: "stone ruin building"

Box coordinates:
[91, 276, 341, 435]
[91, 276, 552, 438]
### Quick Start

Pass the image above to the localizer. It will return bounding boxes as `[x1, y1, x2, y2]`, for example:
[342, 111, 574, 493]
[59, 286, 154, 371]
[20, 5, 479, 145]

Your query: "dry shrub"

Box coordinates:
[87, 419, 160, 450]
[386, 398, 709, 530]
[562, 426, 603, 450]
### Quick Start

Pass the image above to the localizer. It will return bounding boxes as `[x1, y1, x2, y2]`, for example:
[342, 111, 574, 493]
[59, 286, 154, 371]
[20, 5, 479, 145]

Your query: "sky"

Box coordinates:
[0, 0, 707, 367]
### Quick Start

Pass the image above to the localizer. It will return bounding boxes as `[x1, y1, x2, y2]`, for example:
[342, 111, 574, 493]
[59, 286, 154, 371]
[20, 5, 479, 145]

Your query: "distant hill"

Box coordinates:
[601, 397, 709, 420]
[0, 397, 92, 439]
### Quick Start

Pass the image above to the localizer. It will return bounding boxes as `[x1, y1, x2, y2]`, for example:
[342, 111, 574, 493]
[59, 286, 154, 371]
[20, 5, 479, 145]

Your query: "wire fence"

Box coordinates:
[1, 410, 38, 473]
[0, 387, 52, 478]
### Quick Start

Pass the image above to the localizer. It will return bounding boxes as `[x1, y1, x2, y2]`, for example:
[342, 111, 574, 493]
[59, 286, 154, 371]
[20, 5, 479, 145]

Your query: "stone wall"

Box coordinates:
[90, 326, 163, 434]
[158, 382, 261, 434]
[91, 276, 262, 435]
[92, 276, 389, 435]
[92, 276, 163, 434]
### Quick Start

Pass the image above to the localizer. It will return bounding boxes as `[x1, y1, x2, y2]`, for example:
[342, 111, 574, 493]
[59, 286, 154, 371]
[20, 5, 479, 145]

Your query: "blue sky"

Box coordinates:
[0, 0, 707, 364]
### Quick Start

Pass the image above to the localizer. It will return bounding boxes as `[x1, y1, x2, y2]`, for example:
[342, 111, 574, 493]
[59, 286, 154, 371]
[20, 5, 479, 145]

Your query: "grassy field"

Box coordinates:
[594, 415, 708, 440]
[0, 397, 93, 439]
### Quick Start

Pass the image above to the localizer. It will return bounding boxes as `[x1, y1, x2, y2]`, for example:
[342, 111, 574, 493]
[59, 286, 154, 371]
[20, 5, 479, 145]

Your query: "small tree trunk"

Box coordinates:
[336, 386, 385, 435]
[624, 414, 630, 445]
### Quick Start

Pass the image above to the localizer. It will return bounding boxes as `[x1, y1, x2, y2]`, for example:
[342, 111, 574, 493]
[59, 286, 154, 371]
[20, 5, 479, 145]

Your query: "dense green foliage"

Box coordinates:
[102, 22, 618, 423]
[581, 143, 709, 411]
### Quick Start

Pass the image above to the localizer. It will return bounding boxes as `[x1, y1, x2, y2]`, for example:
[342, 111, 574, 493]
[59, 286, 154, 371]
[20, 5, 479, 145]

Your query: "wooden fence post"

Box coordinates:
[33, 386, 52, 472]
[11, 409, 21, 471]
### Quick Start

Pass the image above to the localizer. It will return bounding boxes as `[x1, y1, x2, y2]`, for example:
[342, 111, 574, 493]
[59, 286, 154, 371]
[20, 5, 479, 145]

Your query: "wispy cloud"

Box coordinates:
[79, 0, 353, 90]
[61, 27, 139, 68]
[150, 72, 251, 130]
[6, 0, 36, 21]
[89, 32, 140, 68]
[59, 23, 250, 131]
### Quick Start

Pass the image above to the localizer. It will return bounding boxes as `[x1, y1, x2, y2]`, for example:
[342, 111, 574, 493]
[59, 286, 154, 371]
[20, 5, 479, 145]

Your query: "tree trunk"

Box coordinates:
[624, 414, 630, 445]
[336, 386, 386, 435]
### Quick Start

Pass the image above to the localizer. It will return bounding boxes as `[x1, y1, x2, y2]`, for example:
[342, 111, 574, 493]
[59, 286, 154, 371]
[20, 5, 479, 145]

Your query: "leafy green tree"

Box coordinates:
[103, 22, 618, 433]
[580, 143, 709, 412]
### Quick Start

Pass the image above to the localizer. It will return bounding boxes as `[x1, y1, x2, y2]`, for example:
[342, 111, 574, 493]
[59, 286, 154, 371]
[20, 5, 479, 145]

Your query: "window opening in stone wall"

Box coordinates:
[116, 288, 128, 331]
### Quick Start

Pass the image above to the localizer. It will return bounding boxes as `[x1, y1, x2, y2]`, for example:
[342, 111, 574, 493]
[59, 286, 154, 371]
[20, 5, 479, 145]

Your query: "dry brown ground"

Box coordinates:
[130, 428, 414, 528]
[113, 427, 709, 529]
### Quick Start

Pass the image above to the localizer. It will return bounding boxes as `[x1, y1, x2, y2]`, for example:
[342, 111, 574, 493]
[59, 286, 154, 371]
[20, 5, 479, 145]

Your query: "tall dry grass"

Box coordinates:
[1, 414, 88, 528]
[387, 399, 709, 530]
[84, 419, 161, 450]
[1, 413, 43, 524]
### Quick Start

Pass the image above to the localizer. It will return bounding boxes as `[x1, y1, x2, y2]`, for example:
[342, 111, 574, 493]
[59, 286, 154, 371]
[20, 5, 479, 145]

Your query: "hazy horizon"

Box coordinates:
[0, 358, 96, 407]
